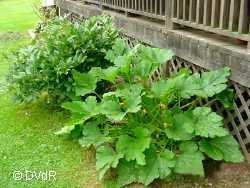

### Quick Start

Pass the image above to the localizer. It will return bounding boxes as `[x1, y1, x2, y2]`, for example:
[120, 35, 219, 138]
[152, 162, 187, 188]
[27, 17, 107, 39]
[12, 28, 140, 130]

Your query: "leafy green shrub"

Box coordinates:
[8, 15, 119, 104]
[57, 39, 244, 187]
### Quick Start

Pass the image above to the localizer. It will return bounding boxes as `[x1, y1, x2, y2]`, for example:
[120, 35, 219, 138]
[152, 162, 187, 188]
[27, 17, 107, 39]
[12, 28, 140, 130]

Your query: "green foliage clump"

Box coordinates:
[57, 39, 244, 187]
[8, 15, 119, 104]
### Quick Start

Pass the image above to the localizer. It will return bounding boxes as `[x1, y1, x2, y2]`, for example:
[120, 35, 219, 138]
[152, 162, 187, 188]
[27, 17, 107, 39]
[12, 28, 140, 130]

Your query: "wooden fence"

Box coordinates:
[83, 0, 250, 47]
[171, 0, 250, 43]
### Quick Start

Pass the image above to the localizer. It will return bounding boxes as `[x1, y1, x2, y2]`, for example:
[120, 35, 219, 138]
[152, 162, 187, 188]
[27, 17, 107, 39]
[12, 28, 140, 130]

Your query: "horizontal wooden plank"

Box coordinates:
[172, 18, 250, 42]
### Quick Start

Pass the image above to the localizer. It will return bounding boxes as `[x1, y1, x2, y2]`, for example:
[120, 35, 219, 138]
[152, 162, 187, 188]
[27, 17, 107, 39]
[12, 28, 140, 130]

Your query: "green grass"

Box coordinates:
[0, 0, 40, 32]
[0, 0, 101, 187]
[0, 94, 97, 187]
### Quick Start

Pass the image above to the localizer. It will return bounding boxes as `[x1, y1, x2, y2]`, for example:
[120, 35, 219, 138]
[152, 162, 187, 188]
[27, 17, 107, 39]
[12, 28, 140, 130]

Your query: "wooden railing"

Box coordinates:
[171, 0, 250, 42]
[101, 0, 166, 20]
[84, 0, 166, 20]
[83, 0, 250, 47]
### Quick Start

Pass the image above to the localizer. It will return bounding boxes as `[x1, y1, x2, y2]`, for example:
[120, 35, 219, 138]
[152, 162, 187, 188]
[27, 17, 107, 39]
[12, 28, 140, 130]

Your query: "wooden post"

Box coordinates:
[248, 24, 250, 51]
[99, 0, 103, 10]
[165, 0, 179, 29]
[211, 0, 220, 28]
[229, 0, 240, 31]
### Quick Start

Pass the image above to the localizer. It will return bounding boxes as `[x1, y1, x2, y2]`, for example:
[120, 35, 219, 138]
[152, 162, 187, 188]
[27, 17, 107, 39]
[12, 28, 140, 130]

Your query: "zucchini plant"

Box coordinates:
[57, 39, 244, 187]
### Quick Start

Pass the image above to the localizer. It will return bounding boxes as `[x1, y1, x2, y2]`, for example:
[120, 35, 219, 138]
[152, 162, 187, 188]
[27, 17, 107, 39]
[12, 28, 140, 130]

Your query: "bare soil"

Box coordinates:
[153, 161, 250, 188]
